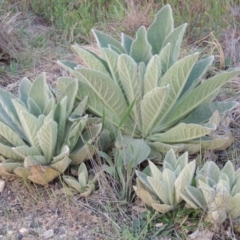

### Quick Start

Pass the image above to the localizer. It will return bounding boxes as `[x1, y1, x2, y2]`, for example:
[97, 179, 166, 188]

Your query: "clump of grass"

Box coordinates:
[221, 5, 240, 68]
[16, 0, 237, 44]
[0, 12, 22, 64]
[0, 1, 75, 94]
[160, 0, 235, 42]
[20, 0, 125, 43]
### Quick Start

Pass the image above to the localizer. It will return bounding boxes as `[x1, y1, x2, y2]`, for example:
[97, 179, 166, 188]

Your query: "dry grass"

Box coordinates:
[221, 6, 240, 68]
[0, 12, 23, 63]
[122, 0, 154, 34]
[0, 6, 75, 95]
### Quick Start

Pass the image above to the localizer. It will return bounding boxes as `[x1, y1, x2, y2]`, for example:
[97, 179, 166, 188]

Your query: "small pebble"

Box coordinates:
[19, 228, 28, 235]
[41, 229, 54, 239]
[7, 230, 13, 235]
[0, 180, 5, 193]
[60, 234, 67, 239]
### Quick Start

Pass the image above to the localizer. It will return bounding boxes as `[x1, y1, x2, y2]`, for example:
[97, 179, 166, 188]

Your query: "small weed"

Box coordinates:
[31, 35, 47, 48]
[9, 60, 18, 75]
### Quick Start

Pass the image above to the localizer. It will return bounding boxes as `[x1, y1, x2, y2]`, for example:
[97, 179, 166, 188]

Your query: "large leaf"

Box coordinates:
[51, 156, 71, 173]
[70, 123, 102, 165]
[143, 55, 161, 95]
[58, 78, 78, 116]
[37, 120, 58, 164]
[43, 99, 55, 116]
[17, 109, 41, 148]
[0, 89, 24, 136]
[177, 152, 188, 170]
[13, 146, 41, 158]
[229, 193, 240, 218]
[0, 161, 23, 175]
[163, 148, 178, 170]
[24, 155, 47, 167]
[149, 141, 184, 154]
[162, 23, 187, 67]
[63, 175, 82, 192]
[78, 162, 88, 187]
[0, 89, 18, 122]
[77, 68, 127, 119]
[175, 160, 196, 203]
[221, 161, 235, 185]
[14, 166, 31, 179]
[138, 62, 146, 87]
[147, 176, 169, 204]
[57, 60, 79, 77]
[108, 44, 122, 54]
[27, 165, 60, 185]
[182, 101, 239, 124]
[0, 121, 26, 147]
[153, 53, 199, 131]
[72, 45, 109, 75]
[192, 134, 233, 151]
[141, 86, 170, 136]
[77, 80, 123, 127]
[136, 170, 154, 193]
[27, 98, 41, 117]
[147, 4, 174, 55]
[148, 160, 163, 181]
[92, 29, 126, 53]
[162, 168, 176, 205]
[115, 136, 151, 167]
[57, 77, 75, 92]
[28, 73, 49, 112]
[151, 123, 216, 143]
[0, 143, 23, 160]
[151, 203, 174, 213]
[52, 145, 69, 163]
[118, 54, 142, 128]
[178, 186, 205, 209]
[19, 77, 32, 107]
[159, 43, 170, 74]
[130, 26, 152, 64]
[0, 103, 25, 140]
[180, 56, 214, 98]
[65, 116, 88, 151]
[203, 162, 220, 183]
[121, 33, 133, 54]
[162, 69, 240, 128]
[70, 144, 95, 165]
[54, 97, 67, 152]
[102, 48, 120, 85]
[70, 96, 88, 118]
[133, 186, 156, 207]
[198, 180, 215, 204]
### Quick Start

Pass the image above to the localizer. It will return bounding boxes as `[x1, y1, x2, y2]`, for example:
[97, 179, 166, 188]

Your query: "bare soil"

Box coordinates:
[0, 180, 107, 240]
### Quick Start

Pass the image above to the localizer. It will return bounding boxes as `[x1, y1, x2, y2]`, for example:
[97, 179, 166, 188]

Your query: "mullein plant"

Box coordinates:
[0, 73, 102, 185]
[134, 149, 196, 213]
[63, 162, 97, 197]
[135, 149, 240, 227]
[179, 160, 240, 225]
[58, 4, 240, 156]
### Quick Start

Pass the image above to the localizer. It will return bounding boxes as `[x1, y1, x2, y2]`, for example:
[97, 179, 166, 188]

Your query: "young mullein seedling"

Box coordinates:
[63, 163, 97, 197]
[134, 149, 196, 213]
[179, 161, 240, 225]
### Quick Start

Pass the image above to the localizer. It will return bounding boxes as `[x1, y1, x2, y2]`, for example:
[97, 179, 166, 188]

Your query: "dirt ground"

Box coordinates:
[0, 179, 108, 240]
